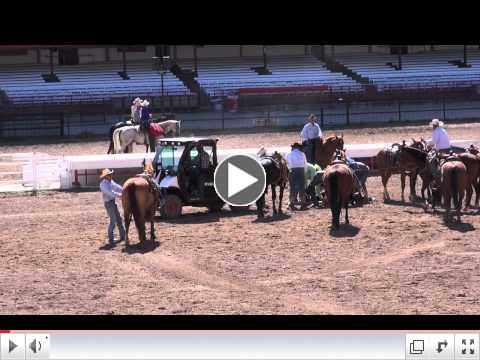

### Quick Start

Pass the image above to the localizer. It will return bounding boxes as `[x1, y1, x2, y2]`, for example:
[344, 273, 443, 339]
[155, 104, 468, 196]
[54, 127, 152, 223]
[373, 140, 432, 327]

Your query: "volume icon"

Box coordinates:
[29, 339, 41, 354]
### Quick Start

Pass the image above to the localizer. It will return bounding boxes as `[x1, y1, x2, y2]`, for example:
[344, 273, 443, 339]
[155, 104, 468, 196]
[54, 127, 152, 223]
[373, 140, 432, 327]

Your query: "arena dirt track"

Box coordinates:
[1, 122, 480, 314]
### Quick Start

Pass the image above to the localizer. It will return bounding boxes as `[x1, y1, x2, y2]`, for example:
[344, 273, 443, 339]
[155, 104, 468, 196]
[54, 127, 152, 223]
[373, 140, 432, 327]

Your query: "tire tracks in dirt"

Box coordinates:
[105, 249, 361, 314]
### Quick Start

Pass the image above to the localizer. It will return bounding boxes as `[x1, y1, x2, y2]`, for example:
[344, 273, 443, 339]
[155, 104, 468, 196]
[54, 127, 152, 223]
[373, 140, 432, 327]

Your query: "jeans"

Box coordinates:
[289, 168, 306, 206]
[304, 139, 317, 164]
[104, 200, 126, 243]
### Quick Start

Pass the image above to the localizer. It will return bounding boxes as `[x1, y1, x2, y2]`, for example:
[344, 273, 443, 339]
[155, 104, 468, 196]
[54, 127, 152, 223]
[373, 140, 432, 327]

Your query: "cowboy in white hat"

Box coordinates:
[428, 118, 451, 154]
[99, 169, 125, 245]
[131, 97, 142, 124]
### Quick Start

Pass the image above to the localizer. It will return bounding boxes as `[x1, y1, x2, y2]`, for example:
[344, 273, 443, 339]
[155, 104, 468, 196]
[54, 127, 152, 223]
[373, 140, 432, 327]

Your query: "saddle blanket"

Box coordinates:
[148, 123, 165, 138]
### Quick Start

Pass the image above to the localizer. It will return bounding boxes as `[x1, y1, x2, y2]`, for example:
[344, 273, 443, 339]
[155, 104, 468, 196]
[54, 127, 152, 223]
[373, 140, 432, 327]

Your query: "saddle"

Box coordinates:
[136, 173, 161, 196]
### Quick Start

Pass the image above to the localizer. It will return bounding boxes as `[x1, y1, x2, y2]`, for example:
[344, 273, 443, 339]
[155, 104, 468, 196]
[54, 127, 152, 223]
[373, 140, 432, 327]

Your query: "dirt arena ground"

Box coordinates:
[1, 121, 480, 314]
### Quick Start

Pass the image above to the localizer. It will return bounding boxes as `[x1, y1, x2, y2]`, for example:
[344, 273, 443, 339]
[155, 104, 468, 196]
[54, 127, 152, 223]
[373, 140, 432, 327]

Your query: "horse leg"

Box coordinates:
[475, 180, 480, 208]
[344, 198, 349, 225]
[271, 184, 277, 214]
[279, 185, 284, 214]
[458, 189, 464, 223]
[409, 171, 418, 202]
[400, 171, 406, 202]
[464, 180, 473, 211]
[256, 194, 265, 218]
[381, 170, 391, 201]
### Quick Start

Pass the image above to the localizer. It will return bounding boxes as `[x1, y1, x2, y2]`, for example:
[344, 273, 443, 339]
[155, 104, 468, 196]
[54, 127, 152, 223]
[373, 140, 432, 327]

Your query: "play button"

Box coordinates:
[214, 154, 266, 206]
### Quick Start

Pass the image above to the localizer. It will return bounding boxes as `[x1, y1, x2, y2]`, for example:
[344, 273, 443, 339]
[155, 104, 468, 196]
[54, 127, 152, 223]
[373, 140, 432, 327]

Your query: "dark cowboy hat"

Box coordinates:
[291, 142, 304, 150]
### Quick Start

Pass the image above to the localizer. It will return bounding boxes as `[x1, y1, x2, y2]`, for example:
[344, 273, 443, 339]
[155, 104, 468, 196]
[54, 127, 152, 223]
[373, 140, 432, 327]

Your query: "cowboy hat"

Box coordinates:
[308, 114, 317, 121]
[141, 100, 150, 107]
[100, 168, 114, 179]
[133, 97, 142, 104]
[430, 118, 444, 128]
[291, 142, 303, 150]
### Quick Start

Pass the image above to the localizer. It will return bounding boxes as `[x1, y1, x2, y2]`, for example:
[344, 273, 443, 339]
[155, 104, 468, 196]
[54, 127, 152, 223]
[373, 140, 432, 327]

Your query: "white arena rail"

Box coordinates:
[0, 139, 478, 192]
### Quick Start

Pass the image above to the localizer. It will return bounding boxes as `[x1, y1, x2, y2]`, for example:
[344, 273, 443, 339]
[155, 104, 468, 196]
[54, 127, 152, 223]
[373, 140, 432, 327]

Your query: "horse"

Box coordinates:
[256, 148, 289, 218]
[375, 139, 428, 202]
[313, 134, 345, 169]
[323, 155, 355, 230]
[441, 158, 468, 223]
[122, 163, 161, 248]
[107, 120, 134, 154]
[457, 151, 480, 209]
[112, 120, 180, 154]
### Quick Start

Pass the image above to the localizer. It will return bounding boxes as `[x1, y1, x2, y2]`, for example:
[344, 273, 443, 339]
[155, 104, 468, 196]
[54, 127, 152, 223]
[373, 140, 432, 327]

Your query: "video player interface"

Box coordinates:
[0, 331, 475, 360]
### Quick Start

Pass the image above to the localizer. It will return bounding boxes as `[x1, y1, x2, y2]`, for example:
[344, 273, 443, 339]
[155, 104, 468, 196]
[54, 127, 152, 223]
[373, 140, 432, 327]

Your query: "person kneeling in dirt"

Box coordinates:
[305, 162, 324, 208]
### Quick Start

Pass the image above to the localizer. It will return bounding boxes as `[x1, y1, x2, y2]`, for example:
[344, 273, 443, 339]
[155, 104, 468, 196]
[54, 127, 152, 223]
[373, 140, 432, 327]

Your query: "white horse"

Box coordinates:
[112, 120, 181, 154]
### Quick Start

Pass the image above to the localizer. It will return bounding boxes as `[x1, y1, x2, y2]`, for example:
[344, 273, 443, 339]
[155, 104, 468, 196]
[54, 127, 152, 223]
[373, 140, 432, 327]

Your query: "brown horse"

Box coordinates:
[323, 157, 355, 230]
[313, 134, 345, 169]
[441, 159, 468, 223]
[376, 139, 427, 202]
[122, 164, 160, 248]
[256, 149, 289, 218]
[457, 151, 480, 209]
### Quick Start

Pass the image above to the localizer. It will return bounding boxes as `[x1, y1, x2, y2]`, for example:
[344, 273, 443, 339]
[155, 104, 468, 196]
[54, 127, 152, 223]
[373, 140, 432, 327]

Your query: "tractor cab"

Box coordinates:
[153, 137, 224, 218]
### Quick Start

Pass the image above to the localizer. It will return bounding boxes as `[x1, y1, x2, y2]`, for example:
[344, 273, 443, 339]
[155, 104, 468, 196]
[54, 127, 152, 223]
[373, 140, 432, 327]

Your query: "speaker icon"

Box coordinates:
[29, 339, 41, 354]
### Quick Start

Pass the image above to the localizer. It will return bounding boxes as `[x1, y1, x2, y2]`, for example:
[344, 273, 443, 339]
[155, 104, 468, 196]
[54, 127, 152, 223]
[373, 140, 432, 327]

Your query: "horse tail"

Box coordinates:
[107, 126, 114, 154]
[127, 182, 143, 234]
[329, 171, 340, 223]
[451, 167, 459, 208]
[113, 128, 121, 154]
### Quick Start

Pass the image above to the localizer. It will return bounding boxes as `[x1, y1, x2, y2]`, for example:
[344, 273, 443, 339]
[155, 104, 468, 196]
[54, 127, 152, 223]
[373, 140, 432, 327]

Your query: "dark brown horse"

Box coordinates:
[256, 149, 289, 218]
[313, 134, 345, 169]
[441, 159, 468, 223]
[376, 139, 427, 202]
[323, 157, 355, 230]
[122, 164, 160, 248]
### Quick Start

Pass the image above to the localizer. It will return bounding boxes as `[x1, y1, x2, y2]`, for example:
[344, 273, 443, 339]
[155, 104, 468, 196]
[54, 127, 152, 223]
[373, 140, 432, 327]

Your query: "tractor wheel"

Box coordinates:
[229, 204, 251, 212]
[160, 194, 183, 219]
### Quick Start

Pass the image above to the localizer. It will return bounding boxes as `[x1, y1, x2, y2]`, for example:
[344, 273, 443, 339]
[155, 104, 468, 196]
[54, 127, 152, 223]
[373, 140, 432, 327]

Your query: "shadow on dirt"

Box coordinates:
[445, 221, 475, 233]
[158, 208, 259, 225]
[329, 224, 361, 237]
[384, 198, 427, 210]
[252, 212, 292, 223]
[99, 239, 123, 251]
[122, 240, 160, 254]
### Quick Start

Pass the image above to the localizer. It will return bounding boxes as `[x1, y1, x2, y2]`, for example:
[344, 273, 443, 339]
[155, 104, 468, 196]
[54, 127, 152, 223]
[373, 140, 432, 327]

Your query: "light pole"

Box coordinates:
[153, 55, 171, 114]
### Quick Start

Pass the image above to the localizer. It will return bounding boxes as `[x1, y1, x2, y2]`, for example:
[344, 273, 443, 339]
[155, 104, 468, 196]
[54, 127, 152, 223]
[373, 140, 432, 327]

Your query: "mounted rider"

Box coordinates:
[131, 97, 142, 125]
[140, 99, 152, 133]
[427, 118, 465, 154]
[300, 114, 322, 164]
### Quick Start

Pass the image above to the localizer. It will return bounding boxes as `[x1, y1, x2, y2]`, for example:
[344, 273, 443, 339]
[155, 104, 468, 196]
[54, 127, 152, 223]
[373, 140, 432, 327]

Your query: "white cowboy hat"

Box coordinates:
[133, 97, 142, 104]
[100, 168, 114, 179]
[141, 100, 150, 107]
[430, 118, 444, 128]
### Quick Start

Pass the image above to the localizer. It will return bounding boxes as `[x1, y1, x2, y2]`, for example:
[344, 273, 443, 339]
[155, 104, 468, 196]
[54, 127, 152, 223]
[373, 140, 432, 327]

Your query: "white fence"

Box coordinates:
[0, 152, 71, 192]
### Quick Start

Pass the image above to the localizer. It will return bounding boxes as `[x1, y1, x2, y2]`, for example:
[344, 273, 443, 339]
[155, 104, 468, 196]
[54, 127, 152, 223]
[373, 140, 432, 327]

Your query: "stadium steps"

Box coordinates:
[324, 59, 373, 86]
[170, 62, 210, 107]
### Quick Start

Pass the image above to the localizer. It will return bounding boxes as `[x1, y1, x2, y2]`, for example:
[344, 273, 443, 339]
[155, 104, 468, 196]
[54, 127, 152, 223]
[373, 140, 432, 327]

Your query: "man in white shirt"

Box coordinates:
[286, 143, 307, 210]
[428, 119, 451, 153]
[99, 169, 125, 245]
[300, 114, 322, 164]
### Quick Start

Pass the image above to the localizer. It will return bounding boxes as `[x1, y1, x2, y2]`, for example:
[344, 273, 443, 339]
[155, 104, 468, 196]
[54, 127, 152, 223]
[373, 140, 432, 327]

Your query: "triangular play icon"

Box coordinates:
[9, 339, 17, 353]
[227, 163, 258, 197]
